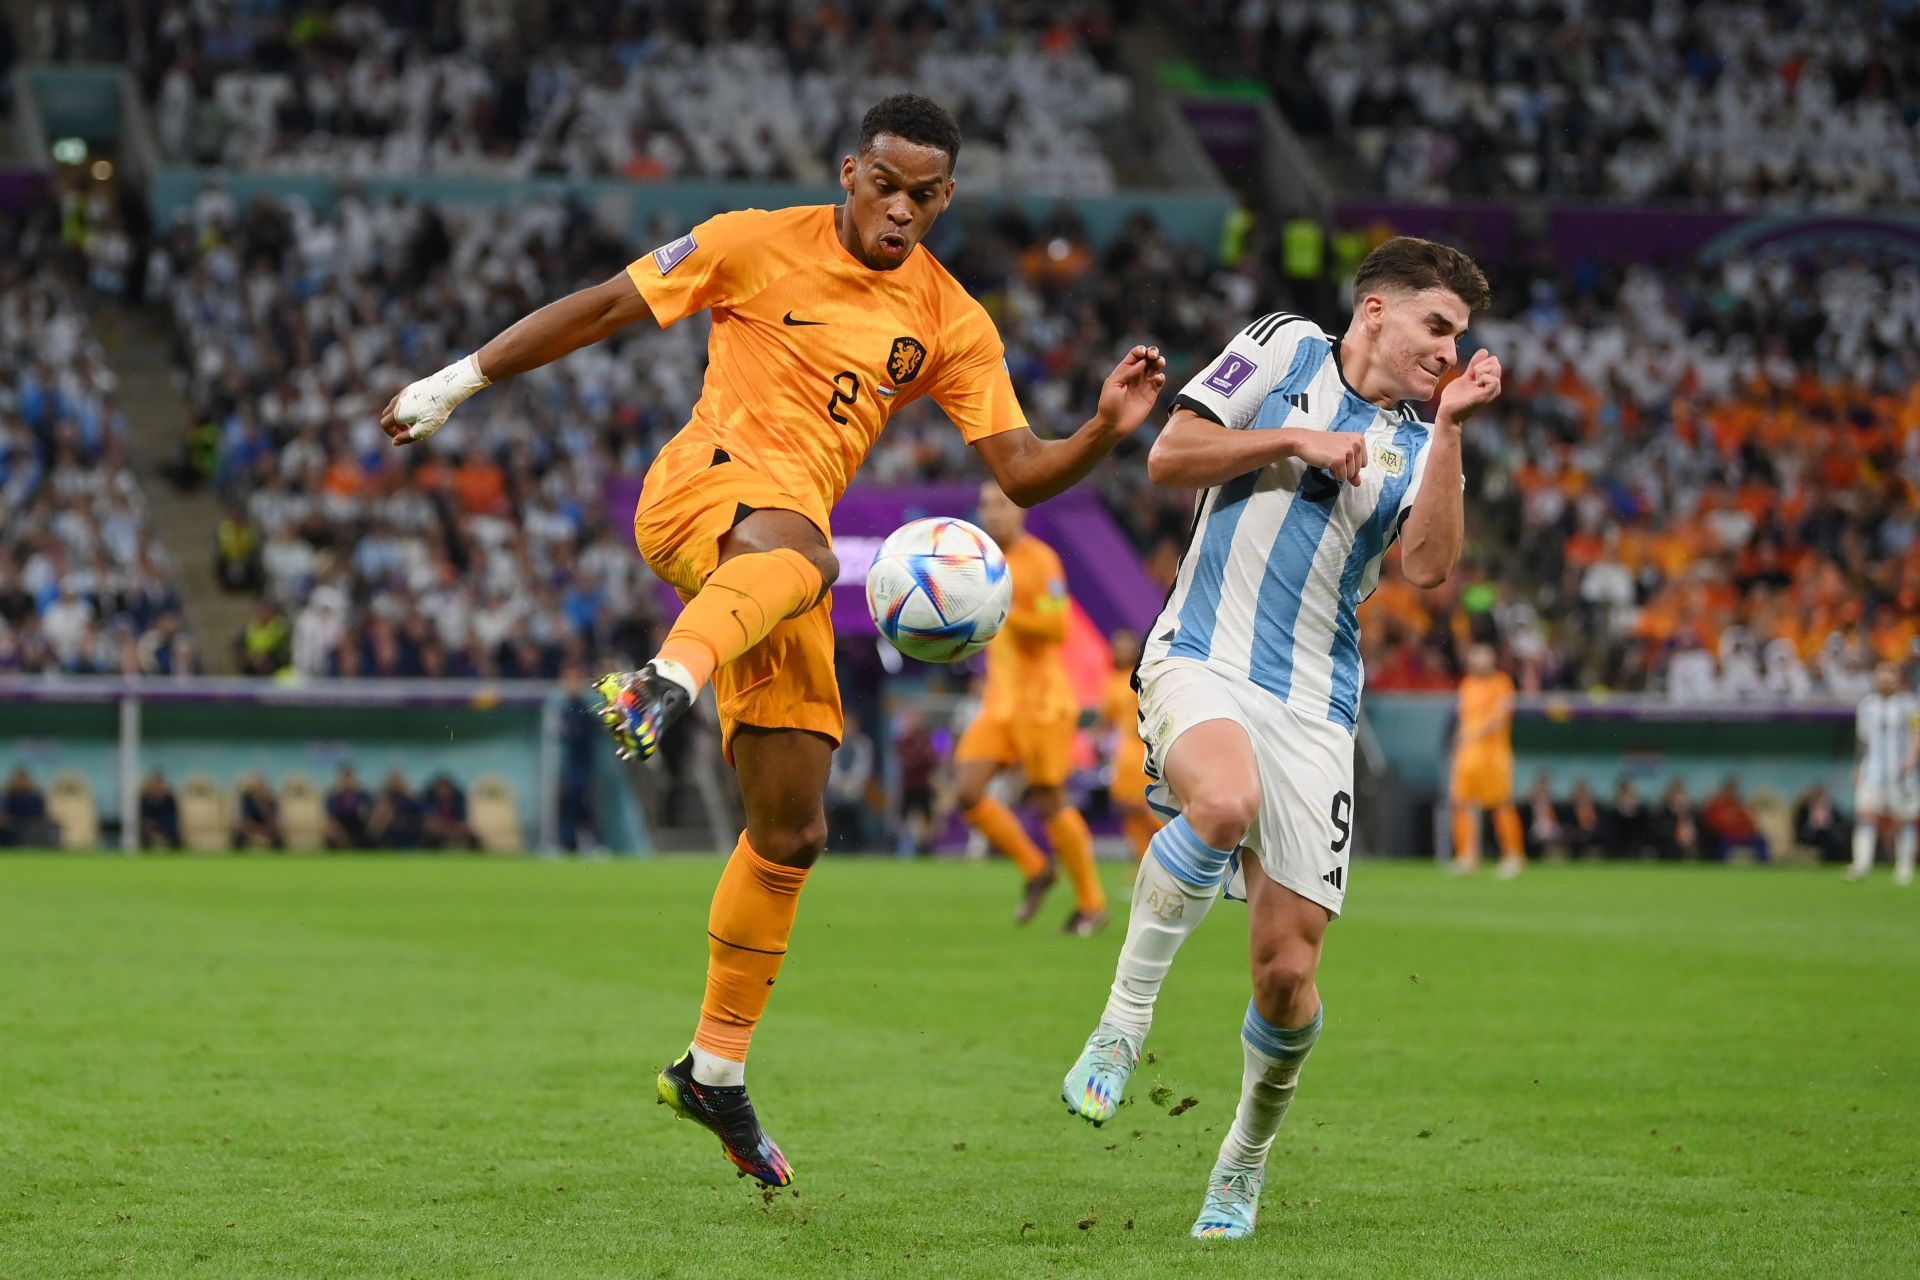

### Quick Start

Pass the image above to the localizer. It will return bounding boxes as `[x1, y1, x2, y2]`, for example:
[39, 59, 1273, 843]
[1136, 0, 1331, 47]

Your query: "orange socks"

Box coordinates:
[964, 798, 1049, 880]
[658, 548, 825, 690]
[693, 834, 811, 1063]
[1452, 806, 1482, 867]
[1493, 806, 1525, 863]
[1046, 808, 1105, 914]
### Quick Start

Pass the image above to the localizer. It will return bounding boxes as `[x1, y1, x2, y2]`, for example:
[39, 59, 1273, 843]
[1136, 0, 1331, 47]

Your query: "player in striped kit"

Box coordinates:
[1848, 662, 1918, 885]
[1060, 237, 1502, 1239]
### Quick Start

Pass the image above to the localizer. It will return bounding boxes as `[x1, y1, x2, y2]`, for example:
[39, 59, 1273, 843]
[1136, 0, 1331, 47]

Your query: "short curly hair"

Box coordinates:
[1353, 236, 1491, 312]
[858, 94, 963, 171]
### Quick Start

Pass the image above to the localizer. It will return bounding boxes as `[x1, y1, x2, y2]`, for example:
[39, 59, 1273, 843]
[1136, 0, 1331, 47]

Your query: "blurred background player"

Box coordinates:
[1062, 238, 1501, 1240]
[1848, 662, 1918, 885]
[1449, 643, 1525, 878]
[381, 95, 1165, 1187]
[955, 482, 1108, 935]
[1100, 629, 1157, 862]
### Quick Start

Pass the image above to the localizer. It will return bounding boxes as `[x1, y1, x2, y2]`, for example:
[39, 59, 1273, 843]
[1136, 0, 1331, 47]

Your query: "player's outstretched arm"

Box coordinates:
[1147, 410, 1368, 490]
[1400, 348, 1502, 588]
[972, 346, 1166, 507]
[379, 273, 654, 446]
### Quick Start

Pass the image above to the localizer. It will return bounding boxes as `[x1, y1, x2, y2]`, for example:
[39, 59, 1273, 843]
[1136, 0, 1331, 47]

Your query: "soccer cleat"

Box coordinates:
[595, 663, 691, 762]
[656, 1053, 794, 1187]
[1062, 908, 1109, 937]
[1014, 867, 1057, 925]
[1061, 1025, 1140, 1126]
[1497, 857, 1524, 880]
[1191, 1161, 1264, 1240]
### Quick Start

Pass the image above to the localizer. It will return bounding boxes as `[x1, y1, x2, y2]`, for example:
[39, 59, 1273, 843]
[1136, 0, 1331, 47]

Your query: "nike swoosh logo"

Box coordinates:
[782, 312, 826, 326]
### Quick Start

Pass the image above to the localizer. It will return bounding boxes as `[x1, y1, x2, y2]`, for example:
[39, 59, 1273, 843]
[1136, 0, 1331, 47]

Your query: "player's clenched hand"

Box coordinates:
[1437, 348, 1502, 424]
[1093, 345, 1168, 437]
[379, 354, 491, 447]
[1290, 431, 1370, 485]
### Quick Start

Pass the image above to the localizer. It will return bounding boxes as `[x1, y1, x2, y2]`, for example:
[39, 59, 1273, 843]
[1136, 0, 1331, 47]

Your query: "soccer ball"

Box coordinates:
[866, 517, 1012, 663]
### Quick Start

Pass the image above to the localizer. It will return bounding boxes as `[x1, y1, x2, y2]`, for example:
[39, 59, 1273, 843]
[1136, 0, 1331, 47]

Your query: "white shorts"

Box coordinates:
[1137, 657, 1355, 917]
[1856, 777, 1919, 822]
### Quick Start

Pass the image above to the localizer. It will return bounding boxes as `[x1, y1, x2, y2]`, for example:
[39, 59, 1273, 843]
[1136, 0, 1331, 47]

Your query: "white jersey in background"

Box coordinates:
[1141, 314, 1439, 732]
[1855, 691, 1919, 818]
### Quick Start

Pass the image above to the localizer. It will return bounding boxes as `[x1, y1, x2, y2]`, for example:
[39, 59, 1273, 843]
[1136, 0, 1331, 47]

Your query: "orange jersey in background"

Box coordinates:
[1451, 670, 1517, 807]
[1102, 667, 1149, 807]
[981, 534, 1077, 723]
[627, 205, 1026, 536]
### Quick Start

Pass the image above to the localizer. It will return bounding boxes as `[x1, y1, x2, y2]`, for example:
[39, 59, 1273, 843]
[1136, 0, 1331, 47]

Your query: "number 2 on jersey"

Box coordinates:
[826, 371, 861, 424]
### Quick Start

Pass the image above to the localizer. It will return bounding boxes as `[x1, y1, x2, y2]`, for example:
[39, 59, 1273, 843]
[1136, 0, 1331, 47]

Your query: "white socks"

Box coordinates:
[1217, 1002, 1323, 1171]
[688, 1042, 745, 1087]
[1851, 824, 1876, 875]
[1897, 827, 1916, 884]
[1098, 816, 1235, 1040]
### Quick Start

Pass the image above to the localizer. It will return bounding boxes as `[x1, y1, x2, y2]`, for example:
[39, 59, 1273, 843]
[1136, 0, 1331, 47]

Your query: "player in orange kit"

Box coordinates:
[1450, 643, 1526, 877]
[380, 95, 1166, 1187]
[1100, 629, 1158, 861]
[955, 483, 1109, 935]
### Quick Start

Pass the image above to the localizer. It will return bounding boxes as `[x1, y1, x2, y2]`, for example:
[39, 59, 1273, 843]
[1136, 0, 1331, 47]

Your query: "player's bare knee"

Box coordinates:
[1249, 947, 1318, 1016]
[1185, 787, 1258, 850]
[754, 816, 828, 868]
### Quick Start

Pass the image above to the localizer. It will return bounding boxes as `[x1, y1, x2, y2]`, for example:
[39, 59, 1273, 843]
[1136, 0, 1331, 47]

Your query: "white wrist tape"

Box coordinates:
[394, 353, 490, 443]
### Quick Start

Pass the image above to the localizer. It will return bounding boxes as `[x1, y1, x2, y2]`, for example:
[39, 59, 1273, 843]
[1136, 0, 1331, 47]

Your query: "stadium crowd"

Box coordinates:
[61, 0, 1130, 193]
[1176, 0, 1920, 206]
[145, 176, 1920, 700]
[1364, 241, 1920, 702]
[0, 203, 197, 677]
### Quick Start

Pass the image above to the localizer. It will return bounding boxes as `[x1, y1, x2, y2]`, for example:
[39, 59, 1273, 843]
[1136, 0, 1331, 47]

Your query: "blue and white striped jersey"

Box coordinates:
[1856, 692, 1918, 789]
[1142, 314, 1441, 733]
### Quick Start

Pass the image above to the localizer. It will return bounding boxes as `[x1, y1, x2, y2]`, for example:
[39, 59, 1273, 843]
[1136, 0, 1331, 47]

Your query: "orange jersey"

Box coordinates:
[627, 205, 1026, 533]
[1455, 671, 1516, 760]
[981, 534, 1075, 722]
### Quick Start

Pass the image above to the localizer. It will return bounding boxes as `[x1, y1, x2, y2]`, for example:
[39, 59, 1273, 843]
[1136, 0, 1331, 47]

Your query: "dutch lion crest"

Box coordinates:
[887, 336, 928, 386]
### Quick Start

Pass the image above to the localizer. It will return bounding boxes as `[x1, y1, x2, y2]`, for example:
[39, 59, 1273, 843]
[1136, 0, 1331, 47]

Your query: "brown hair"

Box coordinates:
[1352, 236, 1491, 312]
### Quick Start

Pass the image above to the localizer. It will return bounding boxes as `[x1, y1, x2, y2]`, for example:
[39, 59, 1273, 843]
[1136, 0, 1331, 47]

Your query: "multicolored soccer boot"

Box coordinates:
[656, 1053, 794, 1187]
[1191, 1162, 1264, 1240]
[1061, 1025, 1141, 1126]
[595, 663, 691, 762]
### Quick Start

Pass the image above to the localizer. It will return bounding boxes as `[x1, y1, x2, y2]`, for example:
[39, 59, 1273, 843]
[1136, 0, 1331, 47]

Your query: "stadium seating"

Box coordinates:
[470, 776, 521, 854]
[82, 2, 1131, 194]
[178, 774, 230, 853]
[1172, 0, 1920, 205]
[278, 773, 326, 852]
[46, 772, 98, 851]
[0, 202, 196, 677]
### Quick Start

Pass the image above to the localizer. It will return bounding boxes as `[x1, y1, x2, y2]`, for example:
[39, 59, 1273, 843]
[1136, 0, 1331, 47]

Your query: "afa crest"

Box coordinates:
[887, 336, 928, 386]
[1372, 442, 1408, 477]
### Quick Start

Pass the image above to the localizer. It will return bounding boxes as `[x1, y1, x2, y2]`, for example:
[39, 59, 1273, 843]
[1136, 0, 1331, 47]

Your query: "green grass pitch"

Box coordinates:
[2, 855, 1914, 1278]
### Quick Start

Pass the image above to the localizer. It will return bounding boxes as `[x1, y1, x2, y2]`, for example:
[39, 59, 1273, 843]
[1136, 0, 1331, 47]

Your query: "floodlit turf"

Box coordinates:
[1, 855, 1915, 1279]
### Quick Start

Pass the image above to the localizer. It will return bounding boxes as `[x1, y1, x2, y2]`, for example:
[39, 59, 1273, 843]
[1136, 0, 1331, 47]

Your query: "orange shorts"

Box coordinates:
[1110, 733, 1149, 807]
[632, 437, 841, 754]
[956, 711, 1075, 789]
[1450, 750, 1514, 809]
